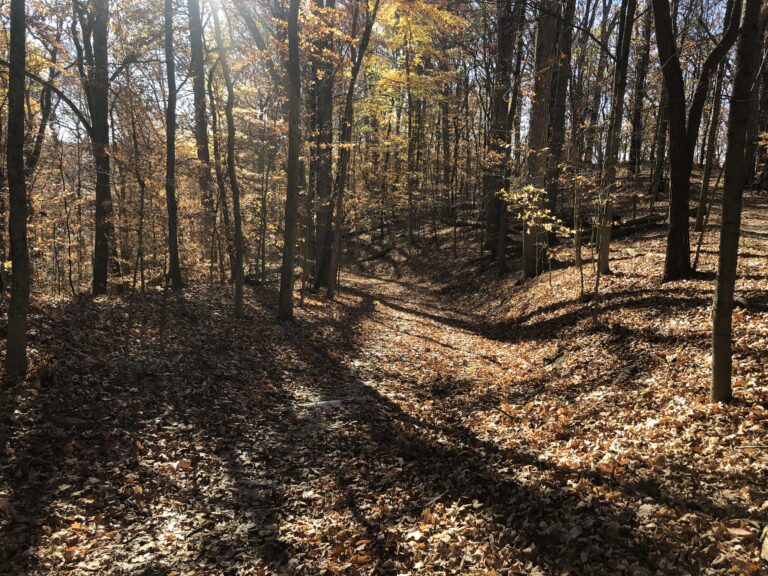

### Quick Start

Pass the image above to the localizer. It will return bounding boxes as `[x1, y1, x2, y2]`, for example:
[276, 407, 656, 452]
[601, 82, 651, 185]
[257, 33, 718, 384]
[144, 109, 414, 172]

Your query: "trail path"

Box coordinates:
[1, 194, 767, 575]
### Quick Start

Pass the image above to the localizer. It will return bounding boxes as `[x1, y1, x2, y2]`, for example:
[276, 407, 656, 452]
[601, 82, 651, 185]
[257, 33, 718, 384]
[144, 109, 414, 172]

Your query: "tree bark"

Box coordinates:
[545, 0, 576, 219]
[187, 0, 216, 238]
[482, 0, 514, 261]
[651, 0, 740, 280]
[74, 0, 114, 295]
[711, 0, 763, 402]
[312, 0, 336, 290]
[278, 0, 301, 320]
[628, 6, 653, 175]
[212, 4, 245, 316]
[597, 0, 637, 276]
[165, 0, 183, 290]
[327, 0, 380, 298]
[6, 0, 30, 381]
[523, 0, 558, 278]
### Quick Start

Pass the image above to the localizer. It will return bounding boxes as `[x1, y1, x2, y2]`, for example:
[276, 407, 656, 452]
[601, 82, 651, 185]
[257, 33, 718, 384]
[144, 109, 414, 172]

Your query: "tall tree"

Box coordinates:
[597, 0, 637, 275]
[327, 0, 381, 298]
[651, 0, 740, 280]
[212, 2, 245, 316]
[711, 0, 765, 402]
[312, 0, 337, 290]
[482, 0, 514, 269]
[628, 5, 653, 175]
[522, 0, 558, 278]
[187, 0, 216, 243]
[545, 0, 575, 219]
[165, 0, 183, 290]
[73, 0, 114, 295]
[6, 0, 30, 380]
[278, 0, 302, 320]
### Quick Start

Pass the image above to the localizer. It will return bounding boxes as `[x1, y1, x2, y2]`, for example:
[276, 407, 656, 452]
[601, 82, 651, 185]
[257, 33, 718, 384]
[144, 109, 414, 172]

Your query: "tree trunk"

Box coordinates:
[187, 0, 216, 240]
[165, 0, 183, 290]
[711, 0, 763, 402]
[545, 0, 576, 219]
[327, 0, 380, 298]
[212, 4, 245, 317]
[6, 0, 30, 380]
[312, 0, 336, 290]
[628, 6, 653, 175]
[695, 61, 726, 231]
[598, 0, 637, 275]
[652, 0, 740, 280]
[482, 0, 514, 262]
[278, 0, 301, 320]
[89, 0, 113, 295]
[523, 0, 558, 278]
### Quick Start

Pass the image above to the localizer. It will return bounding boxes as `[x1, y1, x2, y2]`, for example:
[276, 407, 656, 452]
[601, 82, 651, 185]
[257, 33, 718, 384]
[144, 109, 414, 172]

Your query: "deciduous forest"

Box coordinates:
[1, 0, 768, 573]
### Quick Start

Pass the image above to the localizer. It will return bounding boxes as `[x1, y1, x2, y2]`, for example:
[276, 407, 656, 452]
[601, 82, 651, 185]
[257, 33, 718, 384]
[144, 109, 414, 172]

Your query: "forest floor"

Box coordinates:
[1, 192, 768, 575]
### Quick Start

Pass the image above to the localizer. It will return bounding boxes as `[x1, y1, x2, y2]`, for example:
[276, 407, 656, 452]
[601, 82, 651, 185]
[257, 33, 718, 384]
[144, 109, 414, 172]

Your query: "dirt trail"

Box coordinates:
[1, 194, 767, 575]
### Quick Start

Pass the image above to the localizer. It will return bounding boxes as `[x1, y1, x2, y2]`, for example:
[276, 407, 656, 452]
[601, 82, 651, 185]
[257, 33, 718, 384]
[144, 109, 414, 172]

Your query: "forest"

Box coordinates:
[1, 0, 768, 573]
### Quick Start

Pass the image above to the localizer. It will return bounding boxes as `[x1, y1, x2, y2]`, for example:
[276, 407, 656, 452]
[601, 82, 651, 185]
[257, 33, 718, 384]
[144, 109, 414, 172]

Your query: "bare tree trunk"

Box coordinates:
[74, 0, 113, 295]
[212, 4, 244, 317]
[651, 0, 740, 280]
[628, 6, 653, 175]
[165, 0, 183, 290]
[711, 0, 763, 402]
[482, 0, 514, 265]
[312, 0, 336, 290]
[187, 0, 216, 244]
[545, 0, 576, 219]
[523, 0, 558, 278]
[328, 0, 380, 298]
[278, 0, 301, 320]
[695, 61, 726, 231]
[6, 0, 30, 380]
[597, 0, 637, 276]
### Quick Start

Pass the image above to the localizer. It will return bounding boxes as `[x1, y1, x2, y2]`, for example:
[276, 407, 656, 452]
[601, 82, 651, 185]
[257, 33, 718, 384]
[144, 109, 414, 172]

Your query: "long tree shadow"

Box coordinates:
[0, 275, 757, 575]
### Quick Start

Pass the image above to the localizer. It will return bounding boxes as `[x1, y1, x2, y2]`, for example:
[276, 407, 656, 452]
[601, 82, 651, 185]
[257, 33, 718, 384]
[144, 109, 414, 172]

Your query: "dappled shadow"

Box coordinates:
[0, 281, 724, 575]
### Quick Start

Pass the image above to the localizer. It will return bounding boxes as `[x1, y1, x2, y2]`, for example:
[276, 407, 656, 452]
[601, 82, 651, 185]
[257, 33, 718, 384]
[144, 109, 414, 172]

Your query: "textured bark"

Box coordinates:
[327, 0, 380, 298]
[165, 0, 183, 290]
[523, 0, 558, 278]
[312, 0, 336, 290]
[482, 0, 514, 257]
[651, 0, 740, 280]
[6, 0, 30, 380]
[212, 4, 245, 317]
[628, 6, 653, 174]
[545, 0, 576, 218]
[695, 62, 725, 232]
[73, 0, 113, 295]
[278, 0, 301, 320]
[711, 0, 763, 402]
[187, 0, 216, 232]
[598, 0, 637, 275]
